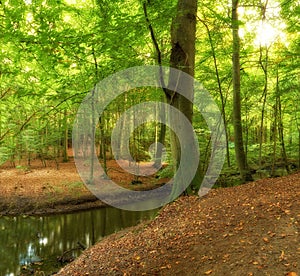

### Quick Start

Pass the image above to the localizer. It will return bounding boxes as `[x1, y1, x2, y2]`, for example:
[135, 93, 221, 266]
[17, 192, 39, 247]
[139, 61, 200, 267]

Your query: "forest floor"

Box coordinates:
[56, 172, 300, 276]
[1, 158, 299, 275]
[0, 158, 168, 215]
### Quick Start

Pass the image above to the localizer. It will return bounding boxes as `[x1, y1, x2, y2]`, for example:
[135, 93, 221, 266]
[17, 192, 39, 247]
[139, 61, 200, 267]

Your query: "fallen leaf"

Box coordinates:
[263, 237, 269, 243]
[268, 231, 276, 237]
[279, 250, 285, 261]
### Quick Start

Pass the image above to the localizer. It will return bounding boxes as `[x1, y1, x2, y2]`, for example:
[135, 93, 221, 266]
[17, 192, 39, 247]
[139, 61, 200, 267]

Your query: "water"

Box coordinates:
[0, 207, 158, 275]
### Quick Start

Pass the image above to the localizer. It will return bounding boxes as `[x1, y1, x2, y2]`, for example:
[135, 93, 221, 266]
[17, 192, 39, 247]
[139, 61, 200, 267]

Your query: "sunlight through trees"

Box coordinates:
[0, 0, 299, 186]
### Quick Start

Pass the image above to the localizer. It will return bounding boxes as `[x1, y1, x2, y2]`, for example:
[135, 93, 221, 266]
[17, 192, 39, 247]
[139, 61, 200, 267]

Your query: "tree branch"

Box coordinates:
[143, 2, 172, 98]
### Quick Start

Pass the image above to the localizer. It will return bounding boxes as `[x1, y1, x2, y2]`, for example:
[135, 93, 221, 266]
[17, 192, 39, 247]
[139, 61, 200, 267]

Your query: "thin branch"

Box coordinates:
[143, 2, 171, 98]
[92, 46, 99, 80]
[143, 2, 162, 67]
[0, 129, 10, 142]
[0, 88, 11, 100]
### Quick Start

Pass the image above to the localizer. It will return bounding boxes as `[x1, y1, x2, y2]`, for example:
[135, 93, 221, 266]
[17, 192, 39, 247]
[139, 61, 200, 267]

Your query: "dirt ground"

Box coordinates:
[0, 159, 168, 215]
[56, 172, 300, 276]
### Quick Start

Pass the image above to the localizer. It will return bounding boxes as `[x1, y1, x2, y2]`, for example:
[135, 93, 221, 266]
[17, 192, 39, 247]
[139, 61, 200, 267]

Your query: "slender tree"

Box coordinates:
[231, 0, 253, 182]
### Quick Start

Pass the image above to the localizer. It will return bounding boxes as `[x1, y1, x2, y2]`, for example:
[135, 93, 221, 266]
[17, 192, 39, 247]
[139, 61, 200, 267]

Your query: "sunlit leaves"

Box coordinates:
[0, 0, 298, 169]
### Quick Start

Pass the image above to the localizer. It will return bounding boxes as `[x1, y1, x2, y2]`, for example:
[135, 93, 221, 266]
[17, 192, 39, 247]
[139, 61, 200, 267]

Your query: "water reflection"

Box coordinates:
[0, 207, 157, 275]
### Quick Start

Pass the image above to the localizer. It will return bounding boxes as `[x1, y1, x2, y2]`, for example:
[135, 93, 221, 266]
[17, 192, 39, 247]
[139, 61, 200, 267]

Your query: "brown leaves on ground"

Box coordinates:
[0, 161, 95, 215]
[0, 159, 167, 215]
[57, 172, 300, 275]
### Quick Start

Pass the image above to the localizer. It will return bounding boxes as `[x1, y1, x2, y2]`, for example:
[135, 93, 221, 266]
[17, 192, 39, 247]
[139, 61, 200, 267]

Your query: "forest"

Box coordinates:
[0, 0, 299, 187]
[0, 0, 299, 274]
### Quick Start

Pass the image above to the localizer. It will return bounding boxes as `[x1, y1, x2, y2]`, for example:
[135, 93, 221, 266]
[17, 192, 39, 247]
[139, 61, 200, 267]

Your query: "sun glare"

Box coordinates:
[26, 12, 33, 23]
[255, 21, 278, 46]
[238, 2, 287, 47]
[255, 20, 287, 47]
[64, 0, 87, 6]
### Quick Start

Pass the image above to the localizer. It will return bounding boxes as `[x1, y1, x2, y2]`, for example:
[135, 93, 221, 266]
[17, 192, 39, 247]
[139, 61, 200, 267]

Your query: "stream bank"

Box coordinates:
[0, 206, 158, 275]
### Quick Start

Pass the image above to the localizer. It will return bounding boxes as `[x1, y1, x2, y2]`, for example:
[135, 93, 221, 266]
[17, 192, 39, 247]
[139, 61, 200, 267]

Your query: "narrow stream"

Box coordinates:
[0, 207, 158, 275]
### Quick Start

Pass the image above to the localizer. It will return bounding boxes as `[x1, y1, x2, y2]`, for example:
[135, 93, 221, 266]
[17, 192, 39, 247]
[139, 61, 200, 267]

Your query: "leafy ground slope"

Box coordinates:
[57, 172, 300, 276]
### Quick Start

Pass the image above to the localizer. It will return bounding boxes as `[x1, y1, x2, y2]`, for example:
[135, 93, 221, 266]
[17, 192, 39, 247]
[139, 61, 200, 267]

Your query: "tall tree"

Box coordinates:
[143, 0, 199, 195]
[167, 0, 200, 195]
[231, 0, 253, 182]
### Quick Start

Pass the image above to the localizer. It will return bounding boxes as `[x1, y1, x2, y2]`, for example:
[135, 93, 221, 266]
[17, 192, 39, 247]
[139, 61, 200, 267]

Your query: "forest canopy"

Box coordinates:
[0, 0, 299, 189]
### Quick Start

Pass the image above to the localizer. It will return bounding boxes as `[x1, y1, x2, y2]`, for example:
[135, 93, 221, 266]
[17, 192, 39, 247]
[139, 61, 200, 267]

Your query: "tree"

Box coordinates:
[143, 0, 200, 195]
[167, 0, 201, 195]
[231, 0, 253, 182]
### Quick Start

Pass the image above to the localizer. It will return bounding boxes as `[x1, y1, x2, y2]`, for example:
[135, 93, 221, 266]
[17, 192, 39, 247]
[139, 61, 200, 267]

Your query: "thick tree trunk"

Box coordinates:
[143, 0, 200, 194]
[167, 0, 200, 196]
[231, 0, 253, 182]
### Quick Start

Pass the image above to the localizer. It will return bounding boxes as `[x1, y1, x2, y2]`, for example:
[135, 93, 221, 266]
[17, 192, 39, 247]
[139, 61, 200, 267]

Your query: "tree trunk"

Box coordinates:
[144, 0, 200, 195]
[198, 18, 231, 167]
[63, 109, 69, 162]
[167, 0, 200, 195]
[277, 91, 289, 173]
[271, 99, 278, 177]
[258, 46, 269, 170]
[153, 95, 166, 169]
[231, 0, 253, 182]
[88, 87, 96, 184]
[99, 115, 108, 176]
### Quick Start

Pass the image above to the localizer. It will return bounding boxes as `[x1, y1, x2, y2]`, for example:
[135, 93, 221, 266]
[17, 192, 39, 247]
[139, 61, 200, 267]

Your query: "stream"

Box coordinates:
[0, 207, 158, 275]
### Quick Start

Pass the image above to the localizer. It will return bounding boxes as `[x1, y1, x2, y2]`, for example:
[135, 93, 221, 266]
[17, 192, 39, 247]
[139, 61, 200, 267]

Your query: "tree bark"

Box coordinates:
[167, 0, 200, 195]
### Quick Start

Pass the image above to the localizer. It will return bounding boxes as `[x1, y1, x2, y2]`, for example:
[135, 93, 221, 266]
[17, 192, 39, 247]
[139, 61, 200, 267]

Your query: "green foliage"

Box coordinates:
[157, 164, 174, 179]
[0, 0, 298, 185]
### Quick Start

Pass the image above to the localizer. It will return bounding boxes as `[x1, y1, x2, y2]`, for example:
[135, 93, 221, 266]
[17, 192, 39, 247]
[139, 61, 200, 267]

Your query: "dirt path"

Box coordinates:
[0, 159, 168, 215]
[56, 172, 300, 276]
